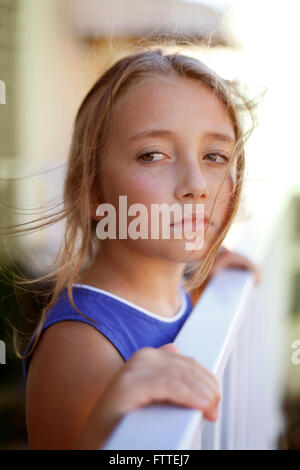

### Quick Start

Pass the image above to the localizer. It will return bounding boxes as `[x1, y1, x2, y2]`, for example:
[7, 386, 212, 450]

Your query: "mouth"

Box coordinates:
[170, 214, 210, 232]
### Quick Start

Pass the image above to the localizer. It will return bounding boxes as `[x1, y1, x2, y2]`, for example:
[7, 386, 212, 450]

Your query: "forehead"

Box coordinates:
[111, 76, 235, 141]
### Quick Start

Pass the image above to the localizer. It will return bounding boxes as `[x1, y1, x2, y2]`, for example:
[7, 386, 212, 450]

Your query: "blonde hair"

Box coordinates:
[1, 46, 256, 363]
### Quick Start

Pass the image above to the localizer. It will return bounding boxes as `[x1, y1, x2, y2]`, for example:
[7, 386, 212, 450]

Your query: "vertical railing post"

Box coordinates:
[201, 375, 224, 449]
[226, 347, 239, 449]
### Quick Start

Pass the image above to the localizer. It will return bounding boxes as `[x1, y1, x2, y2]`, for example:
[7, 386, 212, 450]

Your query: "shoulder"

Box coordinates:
[27, 320, 125, 387]
[34, 319, 123, 361]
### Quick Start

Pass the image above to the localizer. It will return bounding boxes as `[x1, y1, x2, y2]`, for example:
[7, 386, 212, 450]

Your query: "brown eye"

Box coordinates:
[204, 153, 229, 164]
[138, 151, 165, 163]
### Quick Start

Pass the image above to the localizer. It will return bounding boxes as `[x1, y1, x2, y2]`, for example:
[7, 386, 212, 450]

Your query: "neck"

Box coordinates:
[76, 240, 187, 317]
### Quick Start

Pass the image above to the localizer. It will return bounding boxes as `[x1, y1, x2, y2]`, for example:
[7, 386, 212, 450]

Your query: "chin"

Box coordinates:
[162, 242, 209, 264]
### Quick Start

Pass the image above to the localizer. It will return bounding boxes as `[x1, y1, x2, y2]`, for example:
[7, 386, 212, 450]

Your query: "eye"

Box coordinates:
[203, 152, 229, 164]
[138, 150, 165, 163]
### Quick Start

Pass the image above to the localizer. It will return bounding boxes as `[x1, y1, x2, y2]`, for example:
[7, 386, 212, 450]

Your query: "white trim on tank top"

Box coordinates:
[71, 282, 188, 323]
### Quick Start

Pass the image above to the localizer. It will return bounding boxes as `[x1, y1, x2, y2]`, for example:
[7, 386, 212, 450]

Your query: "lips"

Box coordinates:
[170, 214, 209, 234]
[170, 213, 210, 227]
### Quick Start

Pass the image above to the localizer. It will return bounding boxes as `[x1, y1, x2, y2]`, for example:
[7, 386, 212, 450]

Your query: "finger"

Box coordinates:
[155, 380, 220, 422]
[233, 257, 261, 284]
[184, 374, 222, 411]
[158, 343, 179, 353]
[251, 264, 261, 285]
[209, 405, 220, 421]
[210, 257, 229, 276]
[172, 355, 221, 397]
[214, 254, 261, 285]
[155, 347, 221, 398]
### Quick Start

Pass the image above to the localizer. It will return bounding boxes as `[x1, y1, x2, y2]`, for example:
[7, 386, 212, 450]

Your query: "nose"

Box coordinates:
[174, 161, 208, 201]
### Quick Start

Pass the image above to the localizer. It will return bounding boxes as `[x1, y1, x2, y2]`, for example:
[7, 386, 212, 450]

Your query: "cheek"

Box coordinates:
[100, 165, 170, 213]
[121, 172, 169, 205]
[128, 172, 157, 189]
[212, 172, 236, 220]
[216, 160, 236, 196]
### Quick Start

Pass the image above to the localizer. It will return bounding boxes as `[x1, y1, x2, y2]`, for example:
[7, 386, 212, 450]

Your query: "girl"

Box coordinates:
[10, 47, 259, 449]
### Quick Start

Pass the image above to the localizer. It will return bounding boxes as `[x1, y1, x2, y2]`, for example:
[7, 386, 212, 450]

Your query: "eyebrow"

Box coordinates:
[127, 129, 235, 144]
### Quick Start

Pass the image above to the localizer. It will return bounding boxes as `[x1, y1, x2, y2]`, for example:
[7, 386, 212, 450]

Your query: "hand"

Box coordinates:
[113, 343, 221, 421]
[76, 343, 221, 449]
[209, 246, 261, 285]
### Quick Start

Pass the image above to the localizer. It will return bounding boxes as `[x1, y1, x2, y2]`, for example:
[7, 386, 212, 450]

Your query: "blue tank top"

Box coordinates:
[22, 283, 194, 384]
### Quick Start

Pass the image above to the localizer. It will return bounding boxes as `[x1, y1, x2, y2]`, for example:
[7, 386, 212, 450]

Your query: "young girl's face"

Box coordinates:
[95, 75, 236, 263]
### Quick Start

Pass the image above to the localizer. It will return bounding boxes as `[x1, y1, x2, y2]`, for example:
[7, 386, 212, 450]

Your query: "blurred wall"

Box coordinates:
[12, 0, 136, 272]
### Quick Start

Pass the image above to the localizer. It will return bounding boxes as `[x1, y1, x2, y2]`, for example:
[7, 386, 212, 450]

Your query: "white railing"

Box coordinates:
[101, 181, 294, 450]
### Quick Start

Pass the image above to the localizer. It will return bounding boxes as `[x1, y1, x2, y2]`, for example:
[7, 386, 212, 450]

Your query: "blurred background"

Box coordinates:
[0, 0, 300, 449]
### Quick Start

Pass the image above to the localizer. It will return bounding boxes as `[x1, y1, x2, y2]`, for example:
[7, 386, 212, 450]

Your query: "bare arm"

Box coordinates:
[25, 321, 125, 450]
